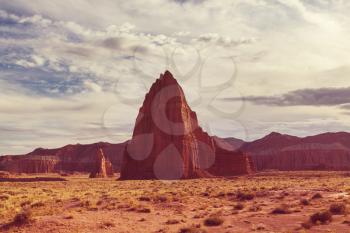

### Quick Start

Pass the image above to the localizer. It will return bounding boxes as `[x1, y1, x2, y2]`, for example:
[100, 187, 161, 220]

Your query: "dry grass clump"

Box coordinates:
[63, 215, 74, 220]
[0, 194, 9, 201]
[234, 203, 244, 210]
[201, 192, 209, 197]
[310, 210, 332, 224]
[249, 205, 262, 212]
[13, 210, 33, 226]
[329, 203, 346, 215]
[31, 202, 45, 208]
[0, 209, 33, 230]
[179, 226, 207, 233]
[301, 221, 312, 229]
[236, 191, 255, 201]
[166, 219, 180, 225]
[154, 195, 168, 203]
[137, 206, 151, 213]
[271, 204, 291, 214]
[300, 199, 309, 206]
[100, 221, 115, 228]
[138, 196, 151, 202]
[203, 216, 224, 226]
[311, 193, 322, 199]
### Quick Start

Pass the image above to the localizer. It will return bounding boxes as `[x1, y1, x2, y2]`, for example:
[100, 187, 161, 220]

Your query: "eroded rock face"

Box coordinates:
[120, 71, 254, 180]
[0, 155, 59, 173]
[0, 142, 126, 174]
[240, 132, 350, 171]
[210, 138, 256, 176]
[89, 148, 114, 178]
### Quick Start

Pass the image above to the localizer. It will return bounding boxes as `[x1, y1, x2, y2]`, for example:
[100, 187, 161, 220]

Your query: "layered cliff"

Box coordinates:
[239, 132, 350, 170]
[0, 142, 126, 173]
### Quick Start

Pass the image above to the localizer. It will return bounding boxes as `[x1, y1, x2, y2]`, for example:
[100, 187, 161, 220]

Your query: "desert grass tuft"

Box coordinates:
[204, 216, 224, 226]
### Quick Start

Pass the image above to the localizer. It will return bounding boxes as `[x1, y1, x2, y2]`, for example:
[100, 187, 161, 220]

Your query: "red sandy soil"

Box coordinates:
[1, 171, 350, 233]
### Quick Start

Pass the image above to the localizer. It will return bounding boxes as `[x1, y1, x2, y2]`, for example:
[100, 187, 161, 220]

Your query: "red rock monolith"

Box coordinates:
[89, 148, 114, 178]
[120, 71, 254, 180]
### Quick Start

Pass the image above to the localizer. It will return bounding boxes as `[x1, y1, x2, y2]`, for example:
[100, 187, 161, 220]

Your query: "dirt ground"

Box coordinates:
[1, 171, 350, 233]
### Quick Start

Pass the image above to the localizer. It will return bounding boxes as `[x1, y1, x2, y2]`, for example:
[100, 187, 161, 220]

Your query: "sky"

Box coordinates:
[1, 0, 350, 154]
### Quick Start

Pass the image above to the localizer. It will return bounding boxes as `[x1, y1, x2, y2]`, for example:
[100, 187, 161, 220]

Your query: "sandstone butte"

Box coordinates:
[89, 148, 114, 178]
[120, 70, 255, 180]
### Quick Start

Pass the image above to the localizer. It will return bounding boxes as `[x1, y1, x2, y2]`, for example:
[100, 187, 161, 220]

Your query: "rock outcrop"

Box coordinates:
[239, 132, 350, 171]
[120, 71, 254, 180]
[89, 148, 114, 178]
[0, 155, 59, 173]
[210, 138, 256, 176]
[0, 142, 126, 174]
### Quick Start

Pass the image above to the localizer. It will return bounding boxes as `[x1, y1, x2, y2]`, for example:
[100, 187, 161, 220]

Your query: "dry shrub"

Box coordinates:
[329, 203, 346, 215]
[179, 226, 207, 233]
[271, 205, 290, 214]
[301, 222, 312, 229]
[99, 221, 115, 229]
[236, 191, 255, 201]
[300, 199, 309, 206]
[234, 203, 244, 210]
[166, 219, 180, 225]
[0, 195, 9, 201]
[13, 210, 33, 226]
[138, 196, 151, 202]
[310, 211, 332, 224]
[249, 205, 262, 212]
[137, 207, 151, 213]
[154, 195, 168, 203]
[311, 193, 322, 199]
[31, 202, 45, 208]
[204, 216, 224, 226]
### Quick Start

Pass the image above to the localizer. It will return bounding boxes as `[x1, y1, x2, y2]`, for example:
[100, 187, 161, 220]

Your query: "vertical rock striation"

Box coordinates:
[120, 71, 254, 180]
[89, 148, 114, 178]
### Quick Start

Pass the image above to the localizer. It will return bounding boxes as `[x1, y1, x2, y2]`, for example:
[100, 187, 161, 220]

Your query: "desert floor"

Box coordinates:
[1, 171, 350, 233]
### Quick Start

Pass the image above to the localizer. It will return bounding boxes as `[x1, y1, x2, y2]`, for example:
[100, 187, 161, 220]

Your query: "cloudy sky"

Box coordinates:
[1, 0, 350, 154]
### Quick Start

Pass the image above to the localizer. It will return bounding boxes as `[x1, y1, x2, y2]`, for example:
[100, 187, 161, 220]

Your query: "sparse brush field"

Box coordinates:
[1, 171, 350, 233]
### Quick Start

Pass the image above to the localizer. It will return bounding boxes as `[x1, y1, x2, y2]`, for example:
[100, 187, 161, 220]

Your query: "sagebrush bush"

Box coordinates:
[300, 199, 309, 206]
[310, 211, 332, 224]
[13, 210, 32, 226]
[329, 203, 346, 215]
[204, 216, 224, 226]
[271, 205, 290, 214]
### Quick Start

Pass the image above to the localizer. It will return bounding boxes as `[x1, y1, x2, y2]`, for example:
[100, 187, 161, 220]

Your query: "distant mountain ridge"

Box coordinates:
[235, 131, 350, 171]
[2, 131, 350, 173]
[0, 125, 350, 173]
